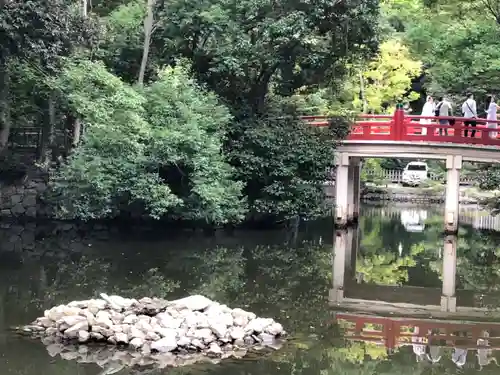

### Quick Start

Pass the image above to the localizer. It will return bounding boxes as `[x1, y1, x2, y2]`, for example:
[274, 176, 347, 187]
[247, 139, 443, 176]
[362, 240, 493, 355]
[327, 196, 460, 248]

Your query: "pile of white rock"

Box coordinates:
[22, 294, 285, 360]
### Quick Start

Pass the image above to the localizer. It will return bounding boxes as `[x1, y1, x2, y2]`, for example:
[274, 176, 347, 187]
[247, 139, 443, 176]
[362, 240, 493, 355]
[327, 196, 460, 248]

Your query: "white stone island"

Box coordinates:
[20, 294, 286, 368]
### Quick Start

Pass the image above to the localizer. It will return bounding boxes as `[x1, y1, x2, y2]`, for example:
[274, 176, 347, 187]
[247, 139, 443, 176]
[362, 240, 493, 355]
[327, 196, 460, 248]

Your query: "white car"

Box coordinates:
[402, 161, 429, 186]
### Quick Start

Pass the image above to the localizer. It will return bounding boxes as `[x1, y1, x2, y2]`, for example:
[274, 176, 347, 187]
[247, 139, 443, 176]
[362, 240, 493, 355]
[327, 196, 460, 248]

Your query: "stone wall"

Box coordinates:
[0, 172, 49, 219]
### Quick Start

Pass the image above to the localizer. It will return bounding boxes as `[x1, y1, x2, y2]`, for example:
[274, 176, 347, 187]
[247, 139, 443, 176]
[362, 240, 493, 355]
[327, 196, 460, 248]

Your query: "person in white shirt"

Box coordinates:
[452, 347, 468, 368]
[486, 95, 498, 139]
[461, 93, 477, 138]
[420, 95, 435, 136]
[436, 96, 453, 136]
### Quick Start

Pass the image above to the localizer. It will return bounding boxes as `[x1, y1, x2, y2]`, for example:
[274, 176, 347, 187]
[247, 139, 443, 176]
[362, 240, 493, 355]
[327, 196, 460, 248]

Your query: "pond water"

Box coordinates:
[1, 204, 500, 374]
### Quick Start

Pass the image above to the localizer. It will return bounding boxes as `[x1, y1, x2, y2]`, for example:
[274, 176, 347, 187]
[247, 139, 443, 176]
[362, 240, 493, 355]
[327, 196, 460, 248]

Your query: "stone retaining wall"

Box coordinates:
[0, 173, 49, 219]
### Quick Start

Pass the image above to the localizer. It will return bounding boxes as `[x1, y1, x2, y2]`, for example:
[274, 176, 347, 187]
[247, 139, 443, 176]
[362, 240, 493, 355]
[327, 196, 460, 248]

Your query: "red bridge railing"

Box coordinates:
[303, 109, 500, 146]
[335, 313, 500, 350]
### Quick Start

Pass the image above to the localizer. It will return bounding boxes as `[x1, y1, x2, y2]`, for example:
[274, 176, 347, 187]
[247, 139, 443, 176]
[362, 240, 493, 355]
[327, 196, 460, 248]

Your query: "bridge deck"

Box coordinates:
[338, 140, 500, 163]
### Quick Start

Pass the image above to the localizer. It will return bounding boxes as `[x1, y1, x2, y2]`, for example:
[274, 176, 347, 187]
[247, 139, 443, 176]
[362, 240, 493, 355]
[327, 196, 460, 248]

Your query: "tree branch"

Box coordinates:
[481, 0, 500, 23]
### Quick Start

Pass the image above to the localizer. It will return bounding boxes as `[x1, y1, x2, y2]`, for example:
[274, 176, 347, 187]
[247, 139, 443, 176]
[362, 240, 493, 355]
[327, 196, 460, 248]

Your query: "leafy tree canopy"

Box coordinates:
[0, 0, 383, 224]
[49, 59, 244, 223]
[345, 39, 421, 114]
[0, 0, 97, 68]
[155, 0, 380, 114]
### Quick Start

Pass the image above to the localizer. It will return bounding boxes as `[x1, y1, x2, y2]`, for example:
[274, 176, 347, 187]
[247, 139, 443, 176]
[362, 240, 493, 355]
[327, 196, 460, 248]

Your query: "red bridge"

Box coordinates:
[302, 107, 500, 146]
[303, 108, 500, 231]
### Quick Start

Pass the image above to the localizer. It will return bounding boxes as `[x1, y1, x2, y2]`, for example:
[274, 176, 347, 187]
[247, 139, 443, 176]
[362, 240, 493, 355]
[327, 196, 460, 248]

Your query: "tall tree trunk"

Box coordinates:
[138, 0, 156, 86]
[73, 119, 81, 148]
[65, 0, 87, 151]
[359, 71, 368, 114]
[0, 59, 11, 156]
[66, 113, 81, 151]
[38, 94, 56, 167]
[82, 0, 88, 17]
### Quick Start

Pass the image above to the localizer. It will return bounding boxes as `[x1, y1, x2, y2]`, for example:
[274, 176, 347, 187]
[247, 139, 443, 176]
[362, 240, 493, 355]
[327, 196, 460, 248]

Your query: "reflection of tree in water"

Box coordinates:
[422, 221, 500, 293]
[245, 242, 332, 332]
[335, 341, 388, 362]
[164, 242, 333, 333]
[357, 214, 425, 285]
[1, 253, 180, 316]
[360, 211, 500, 292]
[356, 247, 422, 285]
[164, 246, 247, 303]
[2, 237, 333, 330]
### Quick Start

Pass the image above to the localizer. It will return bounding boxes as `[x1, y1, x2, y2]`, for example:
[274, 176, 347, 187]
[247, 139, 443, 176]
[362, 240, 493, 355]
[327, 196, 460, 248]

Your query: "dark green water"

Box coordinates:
[1, 204, 500, 374]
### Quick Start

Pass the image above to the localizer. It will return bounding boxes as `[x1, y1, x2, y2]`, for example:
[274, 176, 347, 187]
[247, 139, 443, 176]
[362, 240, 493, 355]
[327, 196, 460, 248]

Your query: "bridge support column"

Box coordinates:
[445, 155, 462, 234]
[347, 158, 362, 223]
[335, 153, 350, 227]
[441, 235, 457, 312]
[345, 226, 359, 282]
[330, 230, 347, 304]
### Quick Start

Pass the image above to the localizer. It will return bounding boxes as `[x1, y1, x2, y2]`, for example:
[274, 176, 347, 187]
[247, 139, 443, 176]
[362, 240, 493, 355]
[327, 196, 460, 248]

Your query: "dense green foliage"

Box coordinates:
[398, 0, 500, 195]
[49, 60, 245, 222]
[5, 0, 499, 222]
[0, 0, 380, 224]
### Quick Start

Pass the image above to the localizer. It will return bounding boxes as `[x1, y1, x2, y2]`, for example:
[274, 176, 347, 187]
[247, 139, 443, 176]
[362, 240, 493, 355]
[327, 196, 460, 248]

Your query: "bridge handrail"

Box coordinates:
[302, 109, 500, 146]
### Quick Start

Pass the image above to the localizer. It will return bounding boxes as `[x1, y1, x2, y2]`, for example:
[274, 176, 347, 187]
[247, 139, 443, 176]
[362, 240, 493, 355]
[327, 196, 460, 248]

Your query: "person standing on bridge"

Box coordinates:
[436, 96, 452, 136]
[461, 93, 477, 138]
[420, 95, 435, 136]
[486, 95, 498, 139]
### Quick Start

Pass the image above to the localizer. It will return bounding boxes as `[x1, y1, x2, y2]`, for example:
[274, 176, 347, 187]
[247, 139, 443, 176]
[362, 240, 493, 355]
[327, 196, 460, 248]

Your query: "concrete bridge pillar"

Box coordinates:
[445, 155, 462, 234]
[347, 157, 362, 223]
[335, 153, 361, 227]
[441, 235, 457, 312]
[335, 153, 350, 227]
[330, 229, 348, 304]
[344, 227, 358, 271]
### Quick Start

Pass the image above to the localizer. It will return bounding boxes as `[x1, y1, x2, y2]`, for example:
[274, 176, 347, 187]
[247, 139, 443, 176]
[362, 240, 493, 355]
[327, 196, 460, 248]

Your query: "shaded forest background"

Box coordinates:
[1, 0, 499, 224]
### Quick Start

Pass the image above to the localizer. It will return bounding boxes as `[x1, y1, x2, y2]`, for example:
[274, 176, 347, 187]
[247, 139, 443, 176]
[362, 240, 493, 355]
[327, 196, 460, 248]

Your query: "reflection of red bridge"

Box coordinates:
[335, 313, 500, 350]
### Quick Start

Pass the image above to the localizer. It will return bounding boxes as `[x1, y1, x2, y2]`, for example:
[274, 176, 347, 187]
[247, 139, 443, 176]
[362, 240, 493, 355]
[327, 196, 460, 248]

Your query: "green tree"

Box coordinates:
[49, 60, 244, 224]
[0, 0, 97, 159]
[408, 20, 500, 98]
[1, 0, 383, 223]
[229, 105, 349, 221]
[149, 0, 381, 220]
[97, 0, 147, 83]
[361, 158, 386, 185]
[351, 39, 421, 114]
[154, 0, 380, 114]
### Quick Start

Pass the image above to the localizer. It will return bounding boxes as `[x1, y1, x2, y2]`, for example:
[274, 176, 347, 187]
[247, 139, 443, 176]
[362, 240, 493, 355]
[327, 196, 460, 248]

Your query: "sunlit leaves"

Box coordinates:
[97, 0, 146, 82]
[346, 39, 421, 114]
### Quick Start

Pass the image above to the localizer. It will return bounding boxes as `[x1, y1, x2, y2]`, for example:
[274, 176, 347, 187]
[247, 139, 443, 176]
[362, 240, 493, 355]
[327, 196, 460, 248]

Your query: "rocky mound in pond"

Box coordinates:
[21, 294, 286, 361]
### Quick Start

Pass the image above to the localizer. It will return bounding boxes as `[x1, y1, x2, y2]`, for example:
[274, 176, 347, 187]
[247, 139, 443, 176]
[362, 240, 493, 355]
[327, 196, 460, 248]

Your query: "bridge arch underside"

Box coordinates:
[338, 141, 500, 163]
